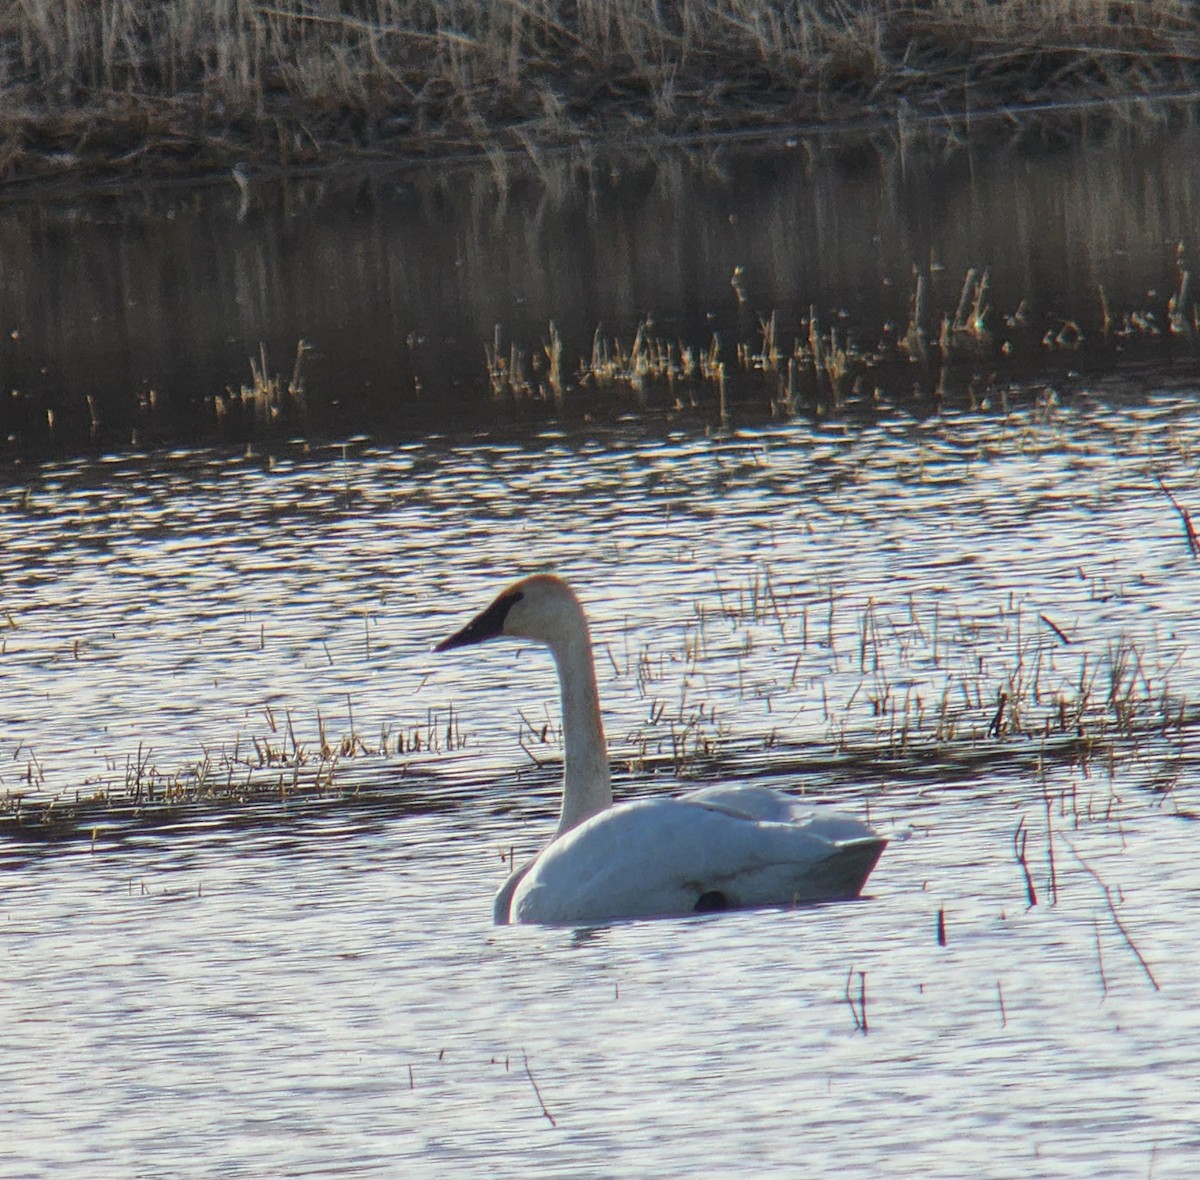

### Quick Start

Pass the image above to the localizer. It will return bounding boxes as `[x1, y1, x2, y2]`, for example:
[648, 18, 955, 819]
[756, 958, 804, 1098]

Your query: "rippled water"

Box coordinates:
[3, 387, 1200, 1175]
[7, 802, 1198, 1178]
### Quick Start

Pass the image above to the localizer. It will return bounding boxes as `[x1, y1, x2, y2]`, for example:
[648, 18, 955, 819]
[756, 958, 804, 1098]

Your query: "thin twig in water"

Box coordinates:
[1038, 613, 1071, 644]
[1153, 475, 1200, 559]
[1094, 915, 1109, 999]
[522, 1052, 557, 1127]
[517, 736, 548, 768]
[516, 709, 550, 768]
[843, 966, 868, 1034]
[1066, 839, 1160, 991]
[987, 690, 1008, 738]
[1040, 758, 1059, 906]
[1013, 816, 1038, 907]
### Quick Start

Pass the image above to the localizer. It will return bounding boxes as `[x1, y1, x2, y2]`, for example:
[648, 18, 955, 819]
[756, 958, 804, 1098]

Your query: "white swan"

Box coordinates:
[435, 574, 886, 925]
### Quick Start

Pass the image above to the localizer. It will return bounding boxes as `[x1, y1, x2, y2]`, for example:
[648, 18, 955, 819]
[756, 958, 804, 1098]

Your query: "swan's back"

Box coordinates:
[507, 793, 886, 926]
[682, 783, 877, 837]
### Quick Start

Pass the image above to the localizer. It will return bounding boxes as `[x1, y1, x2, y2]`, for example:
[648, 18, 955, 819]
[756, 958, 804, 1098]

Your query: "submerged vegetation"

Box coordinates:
[0, 700, 471, 840]
[3, 0, 1200, 185]
[2, 537, 1196, 840]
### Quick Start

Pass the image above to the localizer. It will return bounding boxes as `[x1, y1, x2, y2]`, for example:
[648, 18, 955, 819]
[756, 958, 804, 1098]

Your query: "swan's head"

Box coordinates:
[434, 574, 589, 654]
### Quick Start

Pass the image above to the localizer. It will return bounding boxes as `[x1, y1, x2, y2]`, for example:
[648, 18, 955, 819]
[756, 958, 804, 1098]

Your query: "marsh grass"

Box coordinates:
[212, 340, 309, 429]
[0, 698, 470, 838]
[490, 260, 1198, 420]
[2, 575, 1192, 839]
[17, 259, 1189, 455]
[600, 563, 1195, 800]
[3, 1, 1199, 183]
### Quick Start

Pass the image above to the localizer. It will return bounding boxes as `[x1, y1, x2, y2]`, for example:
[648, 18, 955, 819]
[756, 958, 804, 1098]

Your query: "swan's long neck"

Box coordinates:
[550, 627, 612, 835]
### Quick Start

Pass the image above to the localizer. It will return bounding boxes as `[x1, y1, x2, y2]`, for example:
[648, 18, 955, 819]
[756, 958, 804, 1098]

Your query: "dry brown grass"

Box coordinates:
[483, 253, 1195, 421]
[1, 1, 1198, 183]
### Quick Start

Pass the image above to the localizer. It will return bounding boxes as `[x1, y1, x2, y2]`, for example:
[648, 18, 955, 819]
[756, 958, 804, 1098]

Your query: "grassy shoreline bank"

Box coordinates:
[3, 1, 1200, 188]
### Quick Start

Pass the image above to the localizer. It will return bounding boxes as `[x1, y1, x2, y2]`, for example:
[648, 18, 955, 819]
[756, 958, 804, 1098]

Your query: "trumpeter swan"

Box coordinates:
[435, 574, 886, 925]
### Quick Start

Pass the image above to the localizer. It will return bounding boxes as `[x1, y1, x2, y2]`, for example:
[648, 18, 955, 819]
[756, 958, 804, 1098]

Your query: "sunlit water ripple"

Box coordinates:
[2, 393, 1200, 1176]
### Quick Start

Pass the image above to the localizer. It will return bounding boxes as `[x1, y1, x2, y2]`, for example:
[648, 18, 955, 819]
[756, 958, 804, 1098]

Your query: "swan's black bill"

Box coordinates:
[434, 590, 523, 652]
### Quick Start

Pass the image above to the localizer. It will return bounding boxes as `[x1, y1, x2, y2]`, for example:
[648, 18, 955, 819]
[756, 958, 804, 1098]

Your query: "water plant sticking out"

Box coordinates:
[484, 264, 1199, 424]
[212, 341, 309, 430]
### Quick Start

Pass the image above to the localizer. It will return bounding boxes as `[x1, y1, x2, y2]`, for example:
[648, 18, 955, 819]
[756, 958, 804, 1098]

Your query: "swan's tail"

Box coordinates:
[814, 836, 887, 900]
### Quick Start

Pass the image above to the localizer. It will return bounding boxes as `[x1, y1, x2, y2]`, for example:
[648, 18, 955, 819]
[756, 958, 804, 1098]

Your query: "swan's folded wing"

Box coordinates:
[510, 797, 885, 926]
[680, 783, 879, 841]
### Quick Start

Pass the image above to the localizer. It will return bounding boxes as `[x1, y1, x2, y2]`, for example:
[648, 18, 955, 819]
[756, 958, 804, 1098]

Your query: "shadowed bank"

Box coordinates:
[2, 1, 1200, 187]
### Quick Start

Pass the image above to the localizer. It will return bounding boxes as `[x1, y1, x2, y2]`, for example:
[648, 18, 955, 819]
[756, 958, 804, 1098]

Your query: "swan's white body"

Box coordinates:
[435, 575, 886, 926]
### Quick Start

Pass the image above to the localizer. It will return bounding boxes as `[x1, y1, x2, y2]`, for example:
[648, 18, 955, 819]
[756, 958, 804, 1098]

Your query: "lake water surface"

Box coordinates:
[2, 127, 1200, 1177]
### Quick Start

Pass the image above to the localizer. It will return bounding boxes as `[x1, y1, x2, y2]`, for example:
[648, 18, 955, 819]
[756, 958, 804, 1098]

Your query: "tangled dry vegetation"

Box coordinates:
[0, 700, 472, 839]
[2, 1, 1199, 183]
[616, 574, 1195, 786]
